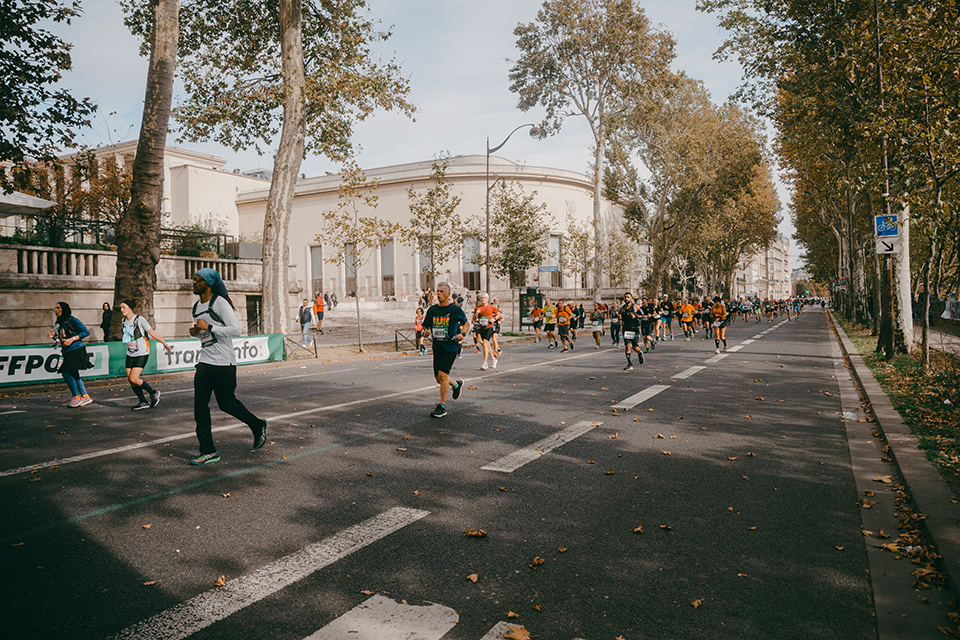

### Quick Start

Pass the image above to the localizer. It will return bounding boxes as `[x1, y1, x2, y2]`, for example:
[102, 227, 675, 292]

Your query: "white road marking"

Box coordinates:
[741, 339, 755, 345]
[479, 621, 525, 640]
[704, 354, 729, 363]
[672, 366, 705, 380]
[751, 334, 763, 339]
[304, 593, 457, 640]
[111, 507, 429, 640]
[727, 345, 744, 352]
[276, 367, 358, 380]
[481, 420, 601, 473]
[0, 410, 26, 416]
[611, 384, 671, 411]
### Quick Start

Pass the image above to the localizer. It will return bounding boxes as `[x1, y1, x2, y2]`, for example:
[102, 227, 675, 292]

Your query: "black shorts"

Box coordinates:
[558, 324, 570, 335]
[533, 320, 543, 329]
[126, 354, 149, 369]
[545, 323, 556, 332]
[641, 320, 654, 336]
[58, 346, 91, 376]
[621, 330, 640, 347]
[316, 312, 324, 320]
[433, 348, 459, 377]
[479, 326, 495, 341]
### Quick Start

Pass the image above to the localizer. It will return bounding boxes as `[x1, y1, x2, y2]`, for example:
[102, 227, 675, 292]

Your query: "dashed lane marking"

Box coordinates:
[304, 594, 457, 640]
[611, 384, 671, 411]
[110, 507, 430, 640]
[672, 366, 705, 380]
[704, 353, 729, 363]
[481, 420, 602, 473]
[727, 345, 744, 352]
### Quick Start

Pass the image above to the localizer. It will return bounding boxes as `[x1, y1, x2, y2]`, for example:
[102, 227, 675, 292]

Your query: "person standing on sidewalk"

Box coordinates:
[313, 292, 325, 334]
[188, 268, 268, 465]
[422, 281, 471, 418]
[47, 301, 93, 407]
[296, 299, 315, 346]
[119, 300, 173, 410]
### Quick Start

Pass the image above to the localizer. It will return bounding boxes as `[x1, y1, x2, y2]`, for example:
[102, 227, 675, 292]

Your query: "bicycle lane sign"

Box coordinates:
[875, 215, 899, 237]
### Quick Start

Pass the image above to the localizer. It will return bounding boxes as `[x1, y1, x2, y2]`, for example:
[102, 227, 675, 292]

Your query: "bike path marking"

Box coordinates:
[110, 508, 429, 640]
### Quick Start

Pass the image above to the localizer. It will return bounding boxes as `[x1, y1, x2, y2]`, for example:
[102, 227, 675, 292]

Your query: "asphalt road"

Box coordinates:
[0, 308, 945, 639]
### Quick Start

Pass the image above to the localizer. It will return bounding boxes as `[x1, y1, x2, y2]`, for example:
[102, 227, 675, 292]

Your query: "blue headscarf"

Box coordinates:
[196, 268, 230, 300]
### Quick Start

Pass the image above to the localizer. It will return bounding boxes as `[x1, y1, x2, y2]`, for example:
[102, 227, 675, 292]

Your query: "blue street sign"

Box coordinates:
[875, 215, 898, 237]
[539, 266, 559, 272]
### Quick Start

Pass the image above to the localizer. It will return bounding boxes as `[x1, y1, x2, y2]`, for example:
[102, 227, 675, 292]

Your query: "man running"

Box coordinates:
[659, 296, 675, 341]
[640, 296, 657, 353]
[543, 297, 558, 349]
[473, 293, 503, 370]
[710, 295, 728, 353]
[620, 293, 644, 370]
[188, 268, 268, 465]
[530, 301, 545, 343]
[556, 300, 574, 352]
[422, 282, 470, 418]
[679, 298, 695, 341]
[590, 302, 604, 349]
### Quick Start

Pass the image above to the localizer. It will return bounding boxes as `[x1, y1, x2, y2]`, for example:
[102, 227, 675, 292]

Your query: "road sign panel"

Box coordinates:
[876, 237, 901, 254]
[875, 215, 899, 237]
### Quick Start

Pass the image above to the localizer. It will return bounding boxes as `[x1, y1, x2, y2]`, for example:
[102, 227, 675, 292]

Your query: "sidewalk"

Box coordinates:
[831, 312, 960, 604]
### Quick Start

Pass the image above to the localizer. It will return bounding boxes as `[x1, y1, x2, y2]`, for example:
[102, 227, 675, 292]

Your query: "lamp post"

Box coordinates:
[485, 124, 543, 295]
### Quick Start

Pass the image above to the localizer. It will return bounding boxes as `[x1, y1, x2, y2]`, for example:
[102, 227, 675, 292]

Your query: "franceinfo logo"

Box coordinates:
[156, 337, 270, 372]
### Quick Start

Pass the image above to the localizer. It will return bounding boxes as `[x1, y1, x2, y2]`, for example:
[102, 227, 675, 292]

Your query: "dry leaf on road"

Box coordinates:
[505, 626, 530, 640]
[466, 528, 487, 537]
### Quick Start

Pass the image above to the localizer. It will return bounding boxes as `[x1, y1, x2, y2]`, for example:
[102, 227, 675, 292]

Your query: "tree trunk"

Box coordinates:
[871, 248, 881, 336]
[591, 113, 604, 303]
[261, 0, 305, 335]
[893, 203, 914, 353]
[111, 0, 178, 339]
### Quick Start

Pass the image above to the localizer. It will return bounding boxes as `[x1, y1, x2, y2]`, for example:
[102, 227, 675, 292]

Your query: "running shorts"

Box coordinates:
[125, 354, 149, 369]
[622, 331, 640, 347]
[433, 348, 459, 377]
[545, 323, 556, 332]
[558, 325, 570, 336]
[640, 320, 653, 336]
[533, 320, 543, 329]
[479, 326, 495, 341]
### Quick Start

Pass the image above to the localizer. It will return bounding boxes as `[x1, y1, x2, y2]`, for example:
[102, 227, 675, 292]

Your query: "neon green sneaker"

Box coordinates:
[190, 452, 220, 465]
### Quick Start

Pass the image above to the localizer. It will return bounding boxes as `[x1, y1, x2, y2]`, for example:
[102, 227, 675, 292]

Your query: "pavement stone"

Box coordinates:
[831, 311, 960, 605]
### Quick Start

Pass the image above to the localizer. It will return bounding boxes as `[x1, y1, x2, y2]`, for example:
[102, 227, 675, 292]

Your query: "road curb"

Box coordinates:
[829, 311, 960, 603]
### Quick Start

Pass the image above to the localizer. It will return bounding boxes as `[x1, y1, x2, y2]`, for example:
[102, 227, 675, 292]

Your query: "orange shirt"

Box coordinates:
[474, 304, 500, 328]
[557, 306, 572, 326]
[680, 303, 695, 322]
[531, 307, 544, 321]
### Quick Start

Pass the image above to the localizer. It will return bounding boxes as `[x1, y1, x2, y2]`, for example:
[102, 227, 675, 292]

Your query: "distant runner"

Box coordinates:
[422, 282, 471, 418]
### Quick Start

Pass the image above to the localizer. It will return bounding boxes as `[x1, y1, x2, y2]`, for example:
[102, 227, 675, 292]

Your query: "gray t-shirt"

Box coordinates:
[122, 315, 152, 357]
[192, 296, 241, 366]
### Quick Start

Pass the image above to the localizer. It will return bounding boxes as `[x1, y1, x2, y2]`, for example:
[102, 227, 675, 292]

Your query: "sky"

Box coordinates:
[53, 0, 797, 265]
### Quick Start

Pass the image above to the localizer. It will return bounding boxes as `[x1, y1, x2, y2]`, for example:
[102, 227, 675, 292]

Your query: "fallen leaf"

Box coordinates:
[507, 611, 520, 618]
[396, 448, 407, 452]
[587, 460, 596, 464]
[468, 385, 479, 389]
[604, 469, 615, 475]
[655, 433, 665, 439]
[360, 590, 374, 595]
[609, 432, 618, 439]
[873, 475, 892, 484]
[836, 546, 845, 551]
[143, 580, 159, 586]
[633, 525, 643, 534]
[366, 472, 373, 476]
[499, 486, 509, 491]
[532, 605, 542, 611]
[413, 490, 422, 495]
[529, 556, 545, 569]
[747, 452, 756, 457]
[745, 415, 752, 419]
[214, 575, 226, 587]
[691, 599, 702, 608]
[558, 547, 567, 552]
[142, 524, 152, 530]
[466, 528, 488, 537]
[662, 451, 672, 456]
[467, 573, 478, 582]
[728, 457, 738, 461]
[756, 397, 764, 401]
[660, 524, 672, 530]
[221, 493, 230, 498]
[505, 626, 531, 640]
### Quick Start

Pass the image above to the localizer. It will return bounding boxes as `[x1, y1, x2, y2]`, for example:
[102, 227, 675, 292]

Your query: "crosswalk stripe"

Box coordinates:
[304, 593, 457, 640]
[610, 384, 671, 411]
[110, 507, 430, 640]
[672, 366, 705, 380]
[481, 420, 601, 473]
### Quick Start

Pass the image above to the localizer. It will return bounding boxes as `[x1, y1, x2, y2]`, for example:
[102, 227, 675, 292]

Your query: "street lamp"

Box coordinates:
[485, 124, 544, 294]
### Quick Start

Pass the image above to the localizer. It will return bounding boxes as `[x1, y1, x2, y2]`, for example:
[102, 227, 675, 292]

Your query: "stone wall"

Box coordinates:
[0, 244, 302, 345]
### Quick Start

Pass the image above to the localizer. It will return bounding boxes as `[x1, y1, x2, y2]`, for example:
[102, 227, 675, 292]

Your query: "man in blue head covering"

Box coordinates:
[188, 268, 268, 465]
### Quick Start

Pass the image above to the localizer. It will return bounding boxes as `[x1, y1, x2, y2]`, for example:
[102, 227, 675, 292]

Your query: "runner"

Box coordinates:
[543, 297, 559, 349]
[422, 281, 470, 418]
[640, 296, 657, 353]
[619, 293, 644, 370]
[556, 300, 574, 352]
[590, 302, 604, 349]
[415, 307, 426, 355]
[188, 268, 268, 465]
[710, 295, 728, 353]
[679, 298, 695, 341]
[530, 301, 545, 343]
[753, 298, 763, 323]
[609, 298, 621, 346]
[47, 301, 93, 407]
[660, 296, 675, 341]
[473, 293, 503, 370]
[119, 300, 173, 410]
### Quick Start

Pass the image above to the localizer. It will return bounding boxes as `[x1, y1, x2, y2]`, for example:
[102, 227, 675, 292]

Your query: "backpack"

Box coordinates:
[193, 294, 225, 326]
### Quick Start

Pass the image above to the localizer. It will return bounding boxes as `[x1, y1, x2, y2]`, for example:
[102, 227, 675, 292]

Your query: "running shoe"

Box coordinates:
[645, 348, 650, 353]
[68, 396, 83, 408]
[547, 343, 555, 349]
[715, 347, 721, 353]
[595, 345, 599, 349]
[491, 358, 498, 369]
[670, 335, 674, 341]
[452, 380, 463, 400]
[480, 363, 489, 370]
[623, 364, 634, 371]
[78, 394, 93, 406]
[723, 344, 727, 351]
[254, 421, 268, 449]
[431, 404, 447, 418]
[570, 343, 574, 350]
[190, 452, 220, 465]
[638, 352, 644, 364]
[561, 348, 568, 353]
[132, 401, 150, 411]
[685, 337, 690, 342]
[150, 389, 161, 408]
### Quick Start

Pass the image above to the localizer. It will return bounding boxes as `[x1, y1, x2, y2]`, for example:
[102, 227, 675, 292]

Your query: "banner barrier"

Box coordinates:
[0, 334, 284, 387]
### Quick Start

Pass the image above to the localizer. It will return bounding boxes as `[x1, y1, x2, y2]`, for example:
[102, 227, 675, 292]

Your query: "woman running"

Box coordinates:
[119, 300, 173, 410]
[47, 302, 93, 407]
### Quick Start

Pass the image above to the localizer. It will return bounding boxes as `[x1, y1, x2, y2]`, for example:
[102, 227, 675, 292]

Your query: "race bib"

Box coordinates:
[479, 316, 490, 327]
[431, 326, 448, 340]
[623, 331, 636, 340]
[591, 322, 603, 331]
[198, 328, 217, 347]
[712, 321, 722, 328]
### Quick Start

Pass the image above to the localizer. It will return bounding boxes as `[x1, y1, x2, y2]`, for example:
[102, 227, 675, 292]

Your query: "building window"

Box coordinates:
[345, 243, 357, 297]
[381, 240, 395, 296]
[547, 234, 562, 288]
[310, 245, 323, 299]
[245, 295, 262, 335]
[463, 235, 481, 291]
